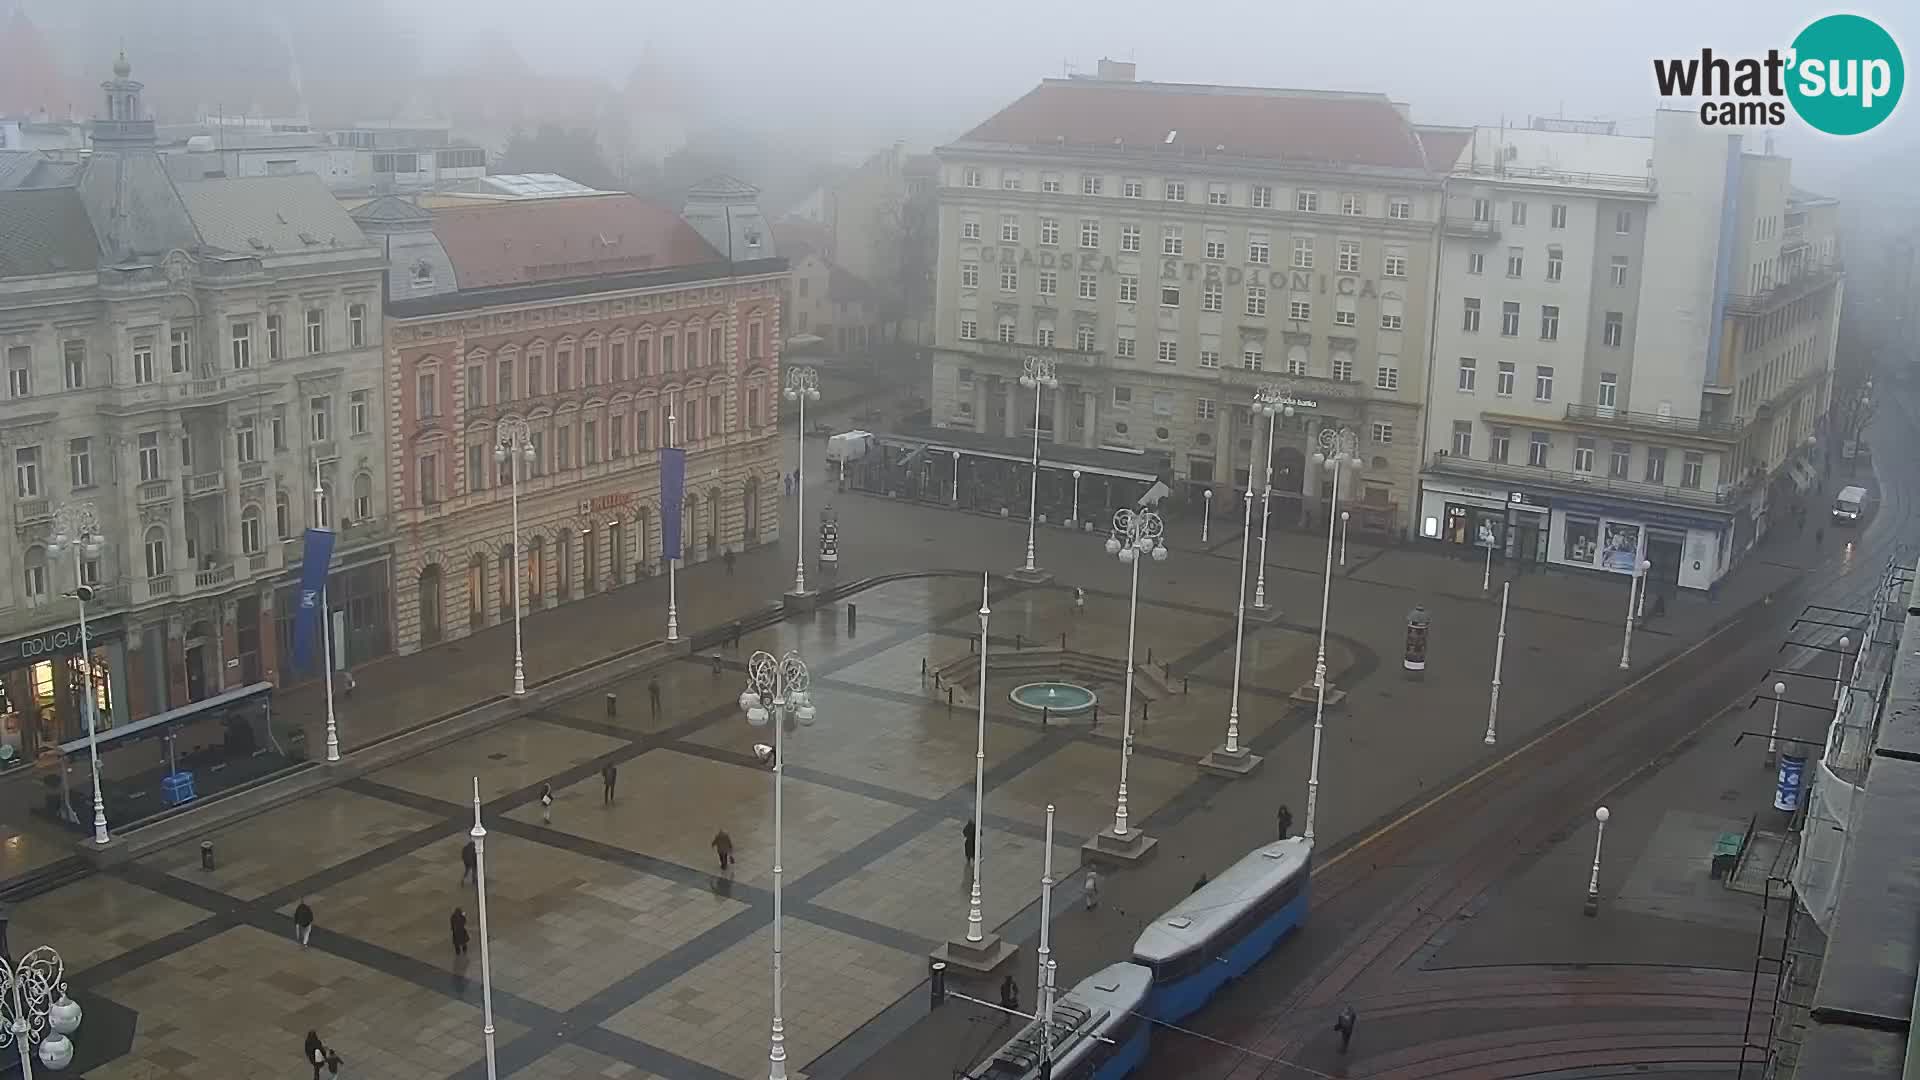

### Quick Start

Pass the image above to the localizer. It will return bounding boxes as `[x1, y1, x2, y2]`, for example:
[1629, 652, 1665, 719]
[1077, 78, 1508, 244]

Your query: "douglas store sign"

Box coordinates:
[2, 618, 120, 667]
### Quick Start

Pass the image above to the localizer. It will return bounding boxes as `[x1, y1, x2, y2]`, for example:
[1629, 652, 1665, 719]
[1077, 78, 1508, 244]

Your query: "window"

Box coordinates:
[1251, 185, 1274, 209]
[1163, 180, 1184, 202]
[13, 446, 39, 497]
[1371, 422, 1393, 444]
[235, 418, 257, 464]
[1540, 305, 1559, 341]
[1383, 251, 1407, 277]
[1614, 209, 1632, 234]
[1033, 217, 1056, 246]
[1380, 304, 1402, 331]
[1162, 226, 1183, 256]
[1202, 283, 1222, 312]
[1001, 215, 1020, 243]
[1121, 224, 1141, 252]
[1000, 266, 1018, 291]
[414, 369, 438, 420]
[137, 431, 160, 482]
[1039, 270, 1056, 297]
[584, 418, 601, 464]
[1467, 252, 1485, 275]
[1161, 286, 1181, 308]
[6, 347, 29, 398]
[1036, 326, 1055, 348]
[1462, 297, 1481, 332]
[997, 318, 1016, 344]
[1331, 354, 1354, 381]
[1610, 256, 1629, 286]
[1598, 372, 1618, 408]
[1082, 175, 1104, 196]
[963, 167, 982, 187]
[1207, 183, 1229, 206]
[1075, 325, 1096, 351]
[1198, 349, 1220, 368]
[1376, 360, 1399, 391]
[1550, 203, 1567, 229]
[1205, 233, 1226, 261]
[1288, 299, 1311, 321]
[1573, 437, 1595, 472]
[1473, 198, 1493, 222]
[1115, 335, 1135, 358]
[1119, 276, 1139, 303]
[1296, 190, 1320, 212]
[465, 363, 485, 408]
[1388, 198, 1411, 220]
[1510, 200, 1528, 226]
[1458, 357, 1477, 391]
[309, 395, 332, 441]
[1122, 179, 1143, 198]
[1342, 193, 1364, 216]
[1603, 312, 1624, 347]
[132, 338, 156, 384]
[241, 505, 263, 555]
[1545, 248, 1563, 281]
[962, 218, 981, 241]
[1645, 447, 1668, 484]
[1451, 420, 1473, 456]
[1152, 391, 1173, 417]
[1609, 442, 1631, 479]
[1337, 240, 1361, 273]
[1292, 236, 1314, 268]
[1681, 451, 1704, 489]
[169, 328, 191, 373]
[20, 551, 46, 605]
[1496, 361, 1516, 397]
[1196, 398, 1217, 421]
[1506, 247, 1524, 277]
[959, 318, 977, 341]
[961, 262, 979, 289]
[1078, 274, 1097, 300]
[180, 433, 193, 471]
[1489, 426, 1511, 463]
[67, 437, 92, 488]
[63, 341, 85, 388]
[610, 341, 625, 382]
[1112, 386, 1133, 409]
[303, 308, 328, 354]
[1527, 431, 1550, 467]
[1156, 340, 1178, 364]
[1246, 286, 1267, 316]
[1500, 302, 1520, 336]
[587, 343, 602, 384]
[1040, 173, 1062, 193]
[1285, 348, 1307, 376]
[1248, 232, 1270, 264]
[144, 527, 167, 578]
[1534, 365, 1555, 402]
[1001, 170, 1022, 191]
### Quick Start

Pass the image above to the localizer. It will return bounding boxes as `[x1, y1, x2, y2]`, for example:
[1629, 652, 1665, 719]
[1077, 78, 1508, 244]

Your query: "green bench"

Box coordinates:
[1710, 832, 1744, 880]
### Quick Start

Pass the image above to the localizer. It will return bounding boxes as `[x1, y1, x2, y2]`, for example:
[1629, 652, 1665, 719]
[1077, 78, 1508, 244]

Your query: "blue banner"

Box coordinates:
[660, 447, 686, 561]
[291, 527, 336, 672]
[1775, 754, 1807, 813]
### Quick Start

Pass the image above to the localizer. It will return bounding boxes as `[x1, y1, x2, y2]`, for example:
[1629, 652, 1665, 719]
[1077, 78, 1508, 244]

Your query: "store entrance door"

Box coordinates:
[1646, 534, 1685, 594]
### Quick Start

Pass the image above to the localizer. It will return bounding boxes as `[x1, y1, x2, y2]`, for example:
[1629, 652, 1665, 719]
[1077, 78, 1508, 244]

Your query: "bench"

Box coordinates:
[1710, 832, 1744, 880]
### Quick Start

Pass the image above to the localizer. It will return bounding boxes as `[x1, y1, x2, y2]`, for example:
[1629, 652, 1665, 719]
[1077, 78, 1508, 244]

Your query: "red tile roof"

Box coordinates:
[1415, 127, 1474, 173]
[956, 80, 1429, 171]
[430, 193, 720, 290]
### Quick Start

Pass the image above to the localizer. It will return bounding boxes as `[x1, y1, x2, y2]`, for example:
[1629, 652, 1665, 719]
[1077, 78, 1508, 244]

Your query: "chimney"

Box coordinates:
[1097, 58, 1136, 82]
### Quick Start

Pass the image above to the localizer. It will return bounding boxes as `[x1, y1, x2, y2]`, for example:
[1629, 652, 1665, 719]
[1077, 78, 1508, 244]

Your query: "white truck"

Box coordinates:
[826, 431, 875, 471]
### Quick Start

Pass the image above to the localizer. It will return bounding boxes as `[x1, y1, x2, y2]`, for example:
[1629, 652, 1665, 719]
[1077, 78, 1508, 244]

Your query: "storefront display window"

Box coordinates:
[1564, 518, 1598, 563]
[1600, 522, 1642, 571]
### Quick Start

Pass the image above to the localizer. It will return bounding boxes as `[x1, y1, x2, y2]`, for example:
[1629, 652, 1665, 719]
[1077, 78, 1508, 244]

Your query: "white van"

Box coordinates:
[1832, 485, 1867, 525]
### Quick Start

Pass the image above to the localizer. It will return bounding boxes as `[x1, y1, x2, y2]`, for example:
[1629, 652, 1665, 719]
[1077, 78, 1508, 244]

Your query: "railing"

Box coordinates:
[1427, 452, 1733, 508]
[188, 472, 224, 496]
[966, 339, 1111, 368]
[1562, 403, 1745, 439]
[240, 462, 265, 482]
[12, 497, 50, 526]
[194, 562, 236, 589]
[249, 554, 269, 573]
[1442, 218, 1500, 241]
[1724, 262, 1843, 315]
[148, 573, 175, 597]
[1457, 162, 1657, 193]
[138, 480, 171, 505]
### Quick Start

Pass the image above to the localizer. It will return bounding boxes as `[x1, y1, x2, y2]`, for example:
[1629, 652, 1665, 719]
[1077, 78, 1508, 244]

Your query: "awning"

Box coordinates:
[59, 682, 273, 756]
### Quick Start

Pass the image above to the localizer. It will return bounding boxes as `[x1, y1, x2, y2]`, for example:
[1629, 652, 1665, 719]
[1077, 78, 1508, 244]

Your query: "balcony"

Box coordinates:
[1427, 452, 1733, 510]
[1725, 262, 1842, 316]
[311, 441, 339, 464]
[147, 573, 175, 598]
[0, 583, 130, 637]
[964, 339, 1112, 371]
[240, 462, 266, 483]
[1443, 218, 1501, 242]
[1562, 403, 1744, 440]
[137, 480, 171, 505]
[1217, 368, 1370, 403]
[194, 562, 236, 590]
[188, 472, 225, 497]
[12, 497, 50, 527]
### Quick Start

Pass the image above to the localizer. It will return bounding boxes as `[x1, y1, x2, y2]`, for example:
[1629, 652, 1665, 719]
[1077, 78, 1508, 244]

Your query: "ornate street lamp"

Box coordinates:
[740, 650, 815, 1080]
[0, 946, 81, 1075]
[1250, 384, 1298, 611]
[1101, 508, 1166, 846]
[784, 367, 821, 598]
[1018, 356, 1059, 575]
[494, 418, 536, 696]
[47, 504, 107, 845]
[1304, 426, 1361, 844]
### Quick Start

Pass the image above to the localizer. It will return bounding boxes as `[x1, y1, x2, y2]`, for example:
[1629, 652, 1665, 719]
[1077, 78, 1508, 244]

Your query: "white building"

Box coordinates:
[1417, 113, 1842, 592]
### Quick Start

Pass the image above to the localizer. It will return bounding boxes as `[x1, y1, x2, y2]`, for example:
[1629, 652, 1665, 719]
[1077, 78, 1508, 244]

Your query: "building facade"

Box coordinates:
[1417, 114, 1843, 591]
[357, 186, 786, 656]
[0, 56, 393, 760]
[928, 63, 1445, 536]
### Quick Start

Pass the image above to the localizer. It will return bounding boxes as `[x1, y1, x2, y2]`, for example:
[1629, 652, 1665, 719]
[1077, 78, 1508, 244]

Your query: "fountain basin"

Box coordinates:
[1009, 681, 1097, 716]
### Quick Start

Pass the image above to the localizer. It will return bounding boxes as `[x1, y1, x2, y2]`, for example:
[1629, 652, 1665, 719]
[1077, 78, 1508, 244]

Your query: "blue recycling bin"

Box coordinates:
[161, 770, 196, 807]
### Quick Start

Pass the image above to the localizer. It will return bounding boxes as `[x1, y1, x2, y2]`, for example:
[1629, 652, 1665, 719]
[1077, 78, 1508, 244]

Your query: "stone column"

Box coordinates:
[972, 380, 987, 432]
[222, 408, 244, 566]
[1081, 390, 1097, 448]
[1002, 379, 1017, 439]
[1051, 384, 1067, 444]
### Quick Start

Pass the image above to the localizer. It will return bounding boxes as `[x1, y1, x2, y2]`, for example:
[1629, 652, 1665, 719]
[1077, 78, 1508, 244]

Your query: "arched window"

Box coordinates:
[240, 505, 263, 555]
[418, 564, 444, 645]
[497, 543, 514, 616]
[22, 546, 47, 605]
[557, 529, 574, 599]
[584, 525, 600, 594]
[467, 554, 485, 630]
[527, 536, 545, 604]
[275, 489, 291, 538]
[353, 471, 373, 520]
[607, 518, 625, 584]
[144, 527, 168, 577]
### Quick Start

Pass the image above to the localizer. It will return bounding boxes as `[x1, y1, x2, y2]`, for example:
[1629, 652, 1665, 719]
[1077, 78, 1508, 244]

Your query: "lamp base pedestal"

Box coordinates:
[783, 589, 819, 612]
[1008, 568, 1053, 586]
[1583, 891, 1599, 917]
[1248, 603, 1286, 625]
[1082, 827, 1158, 867]
[1199, 746, 1265, 778]
[930, 933, 1018, 976]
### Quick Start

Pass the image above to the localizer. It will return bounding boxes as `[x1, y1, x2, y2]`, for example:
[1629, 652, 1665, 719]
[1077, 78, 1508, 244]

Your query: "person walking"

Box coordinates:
[293, 899, 315, 948]
[999, 974, 1020, 1011]
[1334, 1005, 1358, 1052]
[539, 782, 553, 825]
[450, 907, 470, 959]
[730, 621, 743, 650]
[324, 1047, 343, 1077]
[961, 819, 977, 877]
[1083, 867, 1101, 911]
[305, 1030, 329, 1080]
[648, 675, 662, 720]
[712, 828, 735, 874]
[1277, 803, 1294, 840]
[602, 764, 618, 806]
[460, 840, 477, 885]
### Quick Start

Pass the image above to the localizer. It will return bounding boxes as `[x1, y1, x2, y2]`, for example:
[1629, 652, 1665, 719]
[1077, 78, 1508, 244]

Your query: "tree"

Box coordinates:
[497, 126, 621, 191]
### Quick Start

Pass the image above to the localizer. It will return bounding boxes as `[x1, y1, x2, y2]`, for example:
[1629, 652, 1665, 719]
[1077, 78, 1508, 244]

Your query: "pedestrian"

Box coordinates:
[1816, 527, 1825, 549]
[724, 549, 737, 576]
[339, 669, 357, 699]
[1192, 873, 1209, 894]
[460, 840, 477, 884]
[999, 974, 1020, 1011]
[731, 621, 743, 650]
[962, 819, 977, 870]
[1652, 590, 1668, 618]
[450, 907, 469, 958]
[712, 828, 735, 873]
[305, 1030, 328, 1080]
[648, 675, 662, 720]
[539, 782, 553, 825]
[1277, 803, 1294, 840]
[324, 1048, 343, 1077]
[1083, 867, 1101, 911]
[293, 899, 314, 947]
[602, 764, 618, 806]
[711, 653, 724, 677]
[1334, 1004, 1357, 1052]
[1073, 586, 1085, 615]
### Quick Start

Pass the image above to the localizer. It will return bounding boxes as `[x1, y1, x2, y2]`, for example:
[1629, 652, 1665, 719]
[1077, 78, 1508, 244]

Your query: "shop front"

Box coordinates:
[1417, 481, 1551, 565]
[0, 615, 130, 767]
[1547, 497, 1728, 592]
[273, 555, 393, 686]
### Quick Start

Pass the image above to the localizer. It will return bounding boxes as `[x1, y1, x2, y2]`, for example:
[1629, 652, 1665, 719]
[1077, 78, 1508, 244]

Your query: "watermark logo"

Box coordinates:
[1653, 14, 1903, 135]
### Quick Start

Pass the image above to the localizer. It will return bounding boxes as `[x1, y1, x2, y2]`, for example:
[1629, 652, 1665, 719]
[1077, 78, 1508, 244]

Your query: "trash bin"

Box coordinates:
[201, 841, 215, 871]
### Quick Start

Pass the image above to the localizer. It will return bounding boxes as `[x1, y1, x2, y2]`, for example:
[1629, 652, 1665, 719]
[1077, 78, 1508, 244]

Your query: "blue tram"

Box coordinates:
[969, 962, 1152, 1080]
[1129, 837, 1311, 1023]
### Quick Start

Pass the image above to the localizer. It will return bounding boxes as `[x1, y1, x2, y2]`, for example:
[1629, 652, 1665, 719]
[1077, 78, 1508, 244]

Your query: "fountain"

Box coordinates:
[1009, 682, 1097, 716]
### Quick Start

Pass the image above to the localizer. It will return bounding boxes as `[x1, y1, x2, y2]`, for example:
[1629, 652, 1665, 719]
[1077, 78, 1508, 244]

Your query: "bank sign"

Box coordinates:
[965, 245, 1397, 300]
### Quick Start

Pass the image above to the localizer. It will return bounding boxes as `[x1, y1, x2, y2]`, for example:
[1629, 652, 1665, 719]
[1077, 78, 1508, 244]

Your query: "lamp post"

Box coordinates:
[1018, 356, 1059, 575]
[1834, 635, 1851, 704]
[1583, 805, 1610, 916]
[1484, 581, 1509, 746]
[311, 455, 340, 762]
[784, 367, 820, 597]
[1305, 426, 1362, 845]
[469, 779, 498, 1080]
[1339, 510, 1350, 567]
[1202, 489, 1261, 776]
[46, 504, 107, 845]
[1482, 531, 1494, 592]
[1201, 488, 1212, 544]
[1069, 470, 1081, 530]
[1103, 508, 1166, 844]
[951, 450, 961, 503]
[965, 574, 990, 944]
[0, 945, 81, 1075]
[1250, 385, 1296, 611]
[1766, 681, 1787, 767]
[494, 418, 535, 696]
[741, 650, 815, 1080]
[1617, 558, 1652, 670]
[666, 405, 679, 641]
[1036, 803, 1057, 1076]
